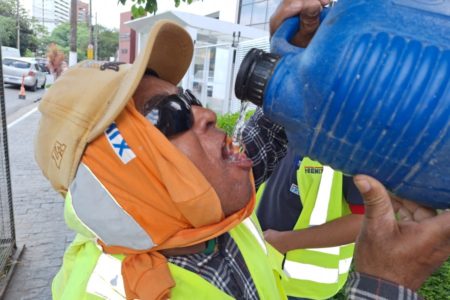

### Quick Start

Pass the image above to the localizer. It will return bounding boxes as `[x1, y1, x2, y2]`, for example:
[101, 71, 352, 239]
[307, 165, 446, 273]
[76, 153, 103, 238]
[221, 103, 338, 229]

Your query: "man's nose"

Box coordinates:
[192, 106, 217, 133]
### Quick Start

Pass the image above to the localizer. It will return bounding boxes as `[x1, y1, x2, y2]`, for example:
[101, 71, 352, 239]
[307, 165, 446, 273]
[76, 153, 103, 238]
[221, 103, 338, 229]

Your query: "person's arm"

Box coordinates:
[346, 175, 450, 299]
[243, 108, 288, 189]
[264, 214, 363, 254]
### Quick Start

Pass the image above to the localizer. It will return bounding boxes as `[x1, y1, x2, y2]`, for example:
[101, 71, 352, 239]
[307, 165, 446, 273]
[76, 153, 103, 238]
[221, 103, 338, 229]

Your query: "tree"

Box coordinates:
[50, 22, 88, 60]
[0, 0, 39, 55]
[49, 22, 118, 61]
[117, 0, 195, 17]
[96, 25, 119, 61]
[30, 18, 50, 57]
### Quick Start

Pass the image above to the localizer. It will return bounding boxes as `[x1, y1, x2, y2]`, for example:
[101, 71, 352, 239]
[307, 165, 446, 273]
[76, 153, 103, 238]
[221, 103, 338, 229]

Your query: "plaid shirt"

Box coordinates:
[346, 272, 422, 299]
[242, 108, 289, 189]
[168, 233, 259, 300]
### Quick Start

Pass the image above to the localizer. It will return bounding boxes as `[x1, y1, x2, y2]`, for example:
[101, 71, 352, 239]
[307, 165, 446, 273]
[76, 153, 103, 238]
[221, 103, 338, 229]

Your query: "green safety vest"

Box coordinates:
[52, 162, 287, 300]
[255, 158, 355, 299]
[282, 158, 354, 299]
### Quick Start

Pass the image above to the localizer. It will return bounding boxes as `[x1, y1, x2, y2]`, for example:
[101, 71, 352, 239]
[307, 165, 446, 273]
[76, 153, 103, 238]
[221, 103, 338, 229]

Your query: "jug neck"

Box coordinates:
[234, 48, 280, 106]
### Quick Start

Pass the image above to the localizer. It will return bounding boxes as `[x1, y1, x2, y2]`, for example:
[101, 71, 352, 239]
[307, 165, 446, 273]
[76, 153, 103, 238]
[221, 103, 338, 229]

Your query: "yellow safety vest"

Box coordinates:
[52, 162, 287, 300]
[282, 158, 354, 299]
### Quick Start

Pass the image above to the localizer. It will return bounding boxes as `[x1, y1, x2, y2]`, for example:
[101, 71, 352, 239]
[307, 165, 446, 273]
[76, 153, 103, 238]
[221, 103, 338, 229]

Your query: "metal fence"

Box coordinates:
[0, 48, 17, 296]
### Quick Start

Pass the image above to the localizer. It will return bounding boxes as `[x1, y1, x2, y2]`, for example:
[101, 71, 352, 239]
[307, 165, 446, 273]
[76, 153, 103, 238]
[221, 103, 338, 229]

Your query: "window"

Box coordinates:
[238, 0, 281, 30]
[240, 4, 252, 25]
[252, 1, 268, 24]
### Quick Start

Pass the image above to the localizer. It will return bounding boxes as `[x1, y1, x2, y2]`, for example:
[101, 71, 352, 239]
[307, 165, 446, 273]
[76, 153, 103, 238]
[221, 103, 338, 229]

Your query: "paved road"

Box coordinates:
[2, 82, 73, 299]
[3, 74, 53, 121]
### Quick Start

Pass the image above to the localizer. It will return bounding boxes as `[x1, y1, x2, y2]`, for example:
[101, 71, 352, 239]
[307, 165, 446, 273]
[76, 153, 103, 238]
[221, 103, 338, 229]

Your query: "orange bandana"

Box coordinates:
[81, 101, 255, 299]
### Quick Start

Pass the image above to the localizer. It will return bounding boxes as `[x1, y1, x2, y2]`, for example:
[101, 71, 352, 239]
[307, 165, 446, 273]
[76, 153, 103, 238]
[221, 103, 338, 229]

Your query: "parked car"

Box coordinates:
[34, 57, 51, 74]
[2, 57, 47, 91]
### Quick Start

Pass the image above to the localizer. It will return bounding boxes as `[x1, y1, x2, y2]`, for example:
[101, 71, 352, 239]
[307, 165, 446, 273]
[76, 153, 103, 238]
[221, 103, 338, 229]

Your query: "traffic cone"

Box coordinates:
[18, 75, 26, 100]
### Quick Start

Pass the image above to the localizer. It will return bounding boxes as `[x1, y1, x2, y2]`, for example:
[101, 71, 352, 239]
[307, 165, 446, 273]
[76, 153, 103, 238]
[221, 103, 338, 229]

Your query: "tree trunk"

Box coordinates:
[69, 0, 77, 66]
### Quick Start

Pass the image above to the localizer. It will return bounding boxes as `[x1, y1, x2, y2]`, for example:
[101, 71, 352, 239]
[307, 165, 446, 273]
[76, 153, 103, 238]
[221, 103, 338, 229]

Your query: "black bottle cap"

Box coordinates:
[234, 48, 280, 106]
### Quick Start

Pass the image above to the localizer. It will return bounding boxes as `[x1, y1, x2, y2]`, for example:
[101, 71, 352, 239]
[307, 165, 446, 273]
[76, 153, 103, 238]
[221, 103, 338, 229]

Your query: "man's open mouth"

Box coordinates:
[222, 136, 252, 166]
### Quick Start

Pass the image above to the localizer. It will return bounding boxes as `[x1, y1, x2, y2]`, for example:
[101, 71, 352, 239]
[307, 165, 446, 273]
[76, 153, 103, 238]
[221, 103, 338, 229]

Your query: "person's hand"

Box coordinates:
[353, 175, 450, 291]
[270, 0, 330, 47]
[391, 194, 437, 222]
[264, 229, 290, 254]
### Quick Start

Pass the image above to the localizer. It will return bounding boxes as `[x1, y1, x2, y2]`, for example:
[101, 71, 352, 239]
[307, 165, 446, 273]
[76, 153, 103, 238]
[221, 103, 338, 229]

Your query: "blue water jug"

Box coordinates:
[235, 0, 450, 208]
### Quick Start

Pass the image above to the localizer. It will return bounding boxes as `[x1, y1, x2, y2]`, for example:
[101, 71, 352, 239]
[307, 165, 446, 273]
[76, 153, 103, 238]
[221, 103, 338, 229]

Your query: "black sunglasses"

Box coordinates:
[144, 89, 202, 138]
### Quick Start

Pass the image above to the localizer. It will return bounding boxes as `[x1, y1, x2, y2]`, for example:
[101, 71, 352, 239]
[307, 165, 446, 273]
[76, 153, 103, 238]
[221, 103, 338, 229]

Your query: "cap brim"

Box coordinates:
[89, 20, 194, 141]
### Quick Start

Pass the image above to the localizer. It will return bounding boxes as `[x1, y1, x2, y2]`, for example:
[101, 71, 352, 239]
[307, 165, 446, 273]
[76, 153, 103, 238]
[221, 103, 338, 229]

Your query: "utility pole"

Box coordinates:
[89, 0, 93, 45]
[87, 0, 94, 59]
[16, 0, 20, 50]
[69, 0, 77, 66]
[94, 12, 98, 60]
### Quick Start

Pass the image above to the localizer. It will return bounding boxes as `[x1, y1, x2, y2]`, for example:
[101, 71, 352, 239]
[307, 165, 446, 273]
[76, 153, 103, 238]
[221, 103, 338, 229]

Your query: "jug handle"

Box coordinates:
[271, 7, 330, 56]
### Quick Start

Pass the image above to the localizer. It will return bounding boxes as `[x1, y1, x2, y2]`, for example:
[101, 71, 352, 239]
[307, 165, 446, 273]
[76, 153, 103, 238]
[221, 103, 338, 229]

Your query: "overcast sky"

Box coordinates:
[91, 0, 132, 29]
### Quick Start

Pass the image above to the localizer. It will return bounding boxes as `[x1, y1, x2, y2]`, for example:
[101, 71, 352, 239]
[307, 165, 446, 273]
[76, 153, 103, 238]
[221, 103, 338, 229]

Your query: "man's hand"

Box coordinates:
[353, 175, 450, 291]
[270, 0, 330, 47]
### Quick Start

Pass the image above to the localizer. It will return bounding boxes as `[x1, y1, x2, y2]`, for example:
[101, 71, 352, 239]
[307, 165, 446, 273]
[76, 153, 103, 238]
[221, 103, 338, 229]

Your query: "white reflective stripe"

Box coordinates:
[86, 253, 125, 299]
[242, 218, 267, 255]
[71, 163, 154, 250]
[284, 259, 339, 283]
[339, 257, 353, 273]
[307, 246, 340, 255]
[309, 166, 334, 226]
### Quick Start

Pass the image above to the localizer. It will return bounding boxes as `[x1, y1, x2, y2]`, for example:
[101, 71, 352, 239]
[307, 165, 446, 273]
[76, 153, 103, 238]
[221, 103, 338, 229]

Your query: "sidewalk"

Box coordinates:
[4, 105, 73, 300]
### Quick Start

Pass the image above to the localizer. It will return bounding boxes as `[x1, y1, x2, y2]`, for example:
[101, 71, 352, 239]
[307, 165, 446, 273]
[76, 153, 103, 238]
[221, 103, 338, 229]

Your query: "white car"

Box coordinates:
[2, 57, 47, 91]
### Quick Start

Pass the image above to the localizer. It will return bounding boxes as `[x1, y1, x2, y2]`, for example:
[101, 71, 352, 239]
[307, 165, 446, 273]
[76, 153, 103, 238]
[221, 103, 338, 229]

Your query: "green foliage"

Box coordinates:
[23, 48, 34, 57]
[96, 26, 119, 60]
[49, 22, 88, 60]
[0, 0, 39, 55]
[118, 0, 195, 17]
[30, 18, 50, 57]
[418, 258, 450, 300]
[216, 110, 255, 136]
[49, 22, 118, 61]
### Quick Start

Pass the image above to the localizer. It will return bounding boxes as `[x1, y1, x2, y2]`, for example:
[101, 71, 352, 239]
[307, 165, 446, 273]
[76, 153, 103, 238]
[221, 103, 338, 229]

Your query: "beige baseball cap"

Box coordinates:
[35, 20, 193, 195]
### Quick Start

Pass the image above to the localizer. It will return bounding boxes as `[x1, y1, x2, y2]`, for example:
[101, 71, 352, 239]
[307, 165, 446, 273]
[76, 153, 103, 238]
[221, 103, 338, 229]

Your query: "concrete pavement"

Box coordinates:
[3, 104, 73, 300]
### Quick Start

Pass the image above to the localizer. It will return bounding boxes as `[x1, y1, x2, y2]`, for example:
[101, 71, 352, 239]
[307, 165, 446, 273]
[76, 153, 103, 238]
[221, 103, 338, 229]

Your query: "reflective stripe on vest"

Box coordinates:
[71, 163, 155, 250]
[282, 158, 354, 299]
[284, 165, 345, 282]
[242, 218, 268, 255]
[309, 166, 334, 226]
[283, 254, 353, 284]
[86, 251, 125, 299]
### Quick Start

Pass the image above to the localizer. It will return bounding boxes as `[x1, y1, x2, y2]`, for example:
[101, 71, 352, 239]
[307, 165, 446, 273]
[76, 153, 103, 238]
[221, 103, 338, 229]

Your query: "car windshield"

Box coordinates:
[2, 58, 31, 69]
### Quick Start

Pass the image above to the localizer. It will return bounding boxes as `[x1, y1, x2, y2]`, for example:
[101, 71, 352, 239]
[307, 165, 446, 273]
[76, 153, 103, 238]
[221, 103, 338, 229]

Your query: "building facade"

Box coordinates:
[122, 0, 280, 114]
[237, 0, 280, 31]
[77, 0, 89, 25]
[32, 0, 70, 33]
[119, 12, 136, 63]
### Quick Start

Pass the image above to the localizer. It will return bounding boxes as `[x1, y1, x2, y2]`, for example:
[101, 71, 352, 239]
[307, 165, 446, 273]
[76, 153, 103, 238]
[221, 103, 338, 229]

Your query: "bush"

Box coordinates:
[419, 258, 450, 299]
[216, 110, 255, 136]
